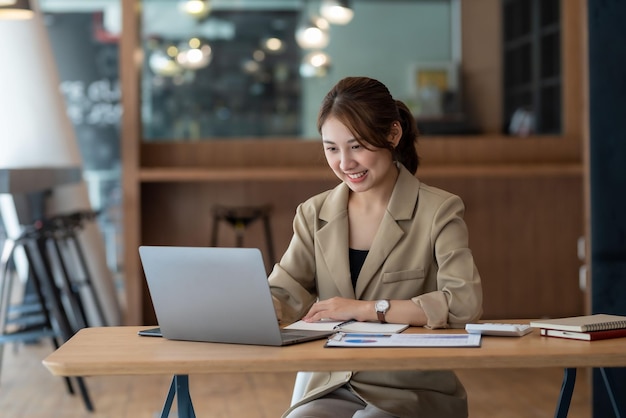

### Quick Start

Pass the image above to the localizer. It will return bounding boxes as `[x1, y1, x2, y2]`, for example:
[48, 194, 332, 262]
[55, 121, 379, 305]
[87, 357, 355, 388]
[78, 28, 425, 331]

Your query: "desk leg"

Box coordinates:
[599, 368, 624, 418]
[160, 375, 196, 418]
[554, 368, 576, 418]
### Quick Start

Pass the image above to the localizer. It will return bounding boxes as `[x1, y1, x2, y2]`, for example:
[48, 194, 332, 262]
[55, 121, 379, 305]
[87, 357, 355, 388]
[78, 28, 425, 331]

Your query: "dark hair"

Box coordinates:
[317, 76, 420, 174]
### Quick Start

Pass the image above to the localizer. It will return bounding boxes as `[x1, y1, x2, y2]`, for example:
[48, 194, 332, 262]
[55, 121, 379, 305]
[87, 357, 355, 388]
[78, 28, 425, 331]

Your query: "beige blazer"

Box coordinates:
[269, 165, 483, 418]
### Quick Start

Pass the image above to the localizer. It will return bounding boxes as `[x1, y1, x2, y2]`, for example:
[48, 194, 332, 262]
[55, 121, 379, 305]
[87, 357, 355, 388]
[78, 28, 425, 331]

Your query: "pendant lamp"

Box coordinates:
[178, 0, 211, 20]
[320, 0, 354, 25]
[295, 14, 330, 50]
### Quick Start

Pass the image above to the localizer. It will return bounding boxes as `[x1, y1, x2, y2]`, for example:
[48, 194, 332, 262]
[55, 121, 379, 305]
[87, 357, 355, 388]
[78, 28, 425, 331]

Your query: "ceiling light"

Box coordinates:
[178, 0, 211, 20]
[0, 0, 34, 19]
[242, 59, 261, 75]
[176, 38, 212, 70]
[260, 18, 287, 54]
[149, 49, 183, 77]
[252, 49, 266, 62]
[320, 0, 354, 25]
[300, 51, 331, 78]
[295, 15, 330, 50]
[261, 36, 285, 54]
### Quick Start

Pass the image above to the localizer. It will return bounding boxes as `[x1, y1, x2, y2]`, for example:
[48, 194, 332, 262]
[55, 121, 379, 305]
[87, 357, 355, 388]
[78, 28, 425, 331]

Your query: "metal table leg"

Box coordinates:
[160, 375, 196, 418]
[554, 367, 577, 418]
[599, 368, 624, 418]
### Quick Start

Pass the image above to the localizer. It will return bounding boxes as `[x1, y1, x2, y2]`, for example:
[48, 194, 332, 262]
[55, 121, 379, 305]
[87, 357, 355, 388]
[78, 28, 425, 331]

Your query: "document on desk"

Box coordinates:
[325, 333, 482, 348]
[285, 320, 409, 334]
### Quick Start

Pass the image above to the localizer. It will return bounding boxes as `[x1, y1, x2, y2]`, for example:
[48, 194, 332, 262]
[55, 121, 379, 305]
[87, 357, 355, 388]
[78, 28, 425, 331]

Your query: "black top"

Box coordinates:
[349, 248, 369, 289]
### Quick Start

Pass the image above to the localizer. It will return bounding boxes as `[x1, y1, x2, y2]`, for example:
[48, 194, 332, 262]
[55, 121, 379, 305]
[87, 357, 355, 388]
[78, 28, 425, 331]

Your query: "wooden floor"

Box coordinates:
[0, 340, 591, 418]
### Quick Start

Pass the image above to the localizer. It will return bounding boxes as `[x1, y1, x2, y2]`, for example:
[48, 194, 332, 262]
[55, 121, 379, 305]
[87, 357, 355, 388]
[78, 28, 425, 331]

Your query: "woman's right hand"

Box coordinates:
[302, 297, 374, 322]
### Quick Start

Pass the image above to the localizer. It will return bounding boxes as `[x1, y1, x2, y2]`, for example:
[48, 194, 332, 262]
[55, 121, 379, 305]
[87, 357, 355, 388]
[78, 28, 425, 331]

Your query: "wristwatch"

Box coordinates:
[375, 299, 390, 323]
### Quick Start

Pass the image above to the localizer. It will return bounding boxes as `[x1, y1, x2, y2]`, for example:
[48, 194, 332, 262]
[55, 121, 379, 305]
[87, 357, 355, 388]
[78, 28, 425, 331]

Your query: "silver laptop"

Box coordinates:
[138, 246, 332, 346]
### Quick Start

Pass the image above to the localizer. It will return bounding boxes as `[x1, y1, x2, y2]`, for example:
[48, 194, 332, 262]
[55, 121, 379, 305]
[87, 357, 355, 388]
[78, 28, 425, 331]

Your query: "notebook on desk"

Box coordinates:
[138, 246, 333, 346]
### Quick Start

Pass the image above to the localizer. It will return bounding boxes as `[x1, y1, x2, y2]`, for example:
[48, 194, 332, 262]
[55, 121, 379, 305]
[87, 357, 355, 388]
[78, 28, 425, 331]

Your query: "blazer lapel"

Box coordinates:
[317, 184, 355, 298]
[355, 166, 420, 298]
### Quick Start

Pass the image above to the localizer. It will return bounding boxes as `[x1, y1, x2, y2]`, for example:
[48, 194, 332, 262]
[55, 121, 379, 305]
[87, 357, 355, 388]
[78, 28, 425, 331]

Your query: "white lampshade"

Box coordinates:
[0, 0, 34, 19]
[0, 12, 82, 168]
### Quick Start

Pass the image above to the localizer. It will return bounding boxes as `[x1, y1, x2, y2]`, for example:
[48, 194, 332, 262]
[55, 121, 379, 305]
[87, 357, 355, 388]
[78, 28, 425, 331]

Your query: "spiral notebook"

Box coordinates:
[530, 314, 626, 332]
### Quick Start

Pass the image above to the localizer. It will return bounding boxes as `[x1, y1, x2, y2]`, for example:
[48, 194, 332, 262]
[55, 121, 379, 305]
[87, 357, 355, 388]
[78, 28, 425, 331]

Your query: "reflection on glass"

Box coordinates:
[141, 0, 458, 141]
[37, 2, 124, 281]
[300, 51, 331, 78]
[142, 3, 301, 140]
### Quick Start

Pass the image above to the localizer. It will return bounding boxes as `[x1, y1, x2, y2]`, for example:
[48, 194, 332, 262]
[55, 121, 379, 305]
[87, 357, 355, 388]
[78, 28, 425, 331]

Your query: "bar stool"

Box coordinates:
[210, 204, 275, 270]
[0, 218, 94, 411]
[44, 211, 108, 328]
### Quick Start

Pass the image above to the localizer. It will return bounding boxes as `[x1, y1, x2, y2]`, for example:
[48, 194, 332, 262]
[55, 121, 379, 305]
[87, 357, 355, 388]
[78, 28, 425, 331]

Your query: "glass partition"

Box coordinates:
[39, 0, 565, 146]
[39, 0, 123, 280]
[141, 0, 460, 141]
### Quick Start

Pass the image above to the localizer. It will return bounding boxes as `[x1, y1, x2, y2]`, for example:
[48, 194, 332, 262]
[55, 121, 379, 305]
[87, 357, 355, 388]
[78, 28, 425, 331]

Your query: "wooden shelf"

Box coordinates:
[138, 163, 583, 183]
[139, 167, 334, 182]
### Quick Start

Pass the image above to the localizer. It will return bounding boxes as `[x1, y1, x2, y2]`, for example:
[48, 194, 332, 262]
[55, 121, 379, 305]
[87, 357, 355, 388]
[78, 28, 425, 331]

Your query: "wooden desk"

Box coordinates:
[43, 326, 626, 418]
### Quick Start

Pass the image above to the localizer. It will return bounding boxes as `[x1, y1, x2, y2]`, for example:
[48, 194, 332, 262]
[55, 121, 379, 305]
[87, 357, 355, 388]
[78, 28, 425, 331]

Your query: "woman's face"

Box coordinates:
[321, 116, 397, 194]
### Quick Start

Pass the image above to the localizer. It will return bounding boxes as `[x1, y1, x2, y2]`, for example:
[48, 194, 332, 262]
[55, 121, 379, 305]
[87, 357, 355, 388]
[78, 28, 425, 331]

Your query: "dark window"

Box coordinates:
[503, 0, 561, 134]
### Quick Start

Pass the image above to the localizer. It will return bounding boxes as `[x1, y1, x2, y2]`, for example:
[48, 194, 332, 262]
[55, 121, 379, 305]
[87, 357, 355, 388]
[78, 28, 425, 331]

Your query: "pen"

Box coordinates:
[329, 333, 390, 342]
[333, 319, 357, 330]
[343, 333, 390, 338]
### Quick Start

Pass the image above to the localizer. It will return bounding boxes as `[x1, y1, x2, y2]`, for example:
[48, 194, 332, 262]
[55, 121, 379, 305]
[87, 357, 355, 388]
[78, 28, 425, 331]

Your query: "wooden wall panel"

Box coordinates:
[138, 173, 583, 323]
[461, 0, 502, 134]
[427, 175, 584, 319]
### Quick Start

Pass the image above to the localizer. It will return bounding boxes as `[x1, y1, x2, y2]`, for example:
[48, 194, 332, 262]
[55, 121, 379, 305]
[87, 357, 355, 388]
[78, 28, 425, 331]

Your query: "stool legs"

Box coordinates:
[50, 226, 108, 327]
[0, 238, 16, 379]
[210, 205, 275, 270]
[0, 224, 94, 412]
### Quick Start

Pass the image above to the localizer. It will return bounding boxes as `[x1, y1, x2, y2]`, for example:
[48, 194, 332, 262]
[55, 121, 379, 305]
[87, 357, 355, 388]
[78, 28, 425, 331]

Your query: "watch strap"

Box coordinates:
[376, 310, 386, 323]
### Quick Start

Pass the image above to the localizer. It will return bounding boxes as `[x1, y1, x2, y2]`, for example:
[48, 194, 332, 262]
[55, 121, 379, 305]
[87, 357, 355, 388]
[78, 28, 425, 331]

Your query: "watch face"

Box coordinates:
[376, 300, 390, 312]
